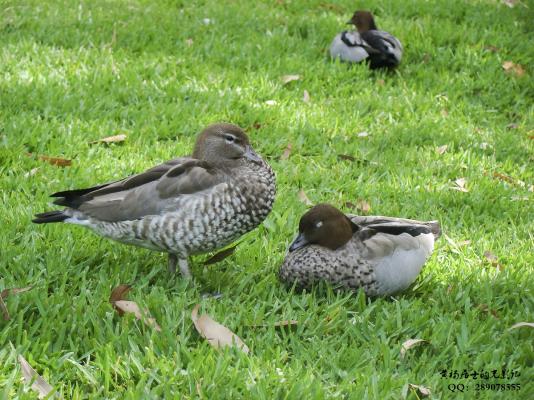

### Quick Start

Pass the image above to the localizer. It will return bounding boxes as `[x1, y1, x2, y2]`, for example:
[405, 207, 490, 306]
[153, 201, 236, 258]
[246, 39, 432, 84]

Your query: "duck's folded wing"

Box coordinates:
[349, 215, 441, 239]
[52, 157, 190, 208]
[349, 216, 439, 260]
[54, 158, 224, 222]
[360, 30, 403, 59]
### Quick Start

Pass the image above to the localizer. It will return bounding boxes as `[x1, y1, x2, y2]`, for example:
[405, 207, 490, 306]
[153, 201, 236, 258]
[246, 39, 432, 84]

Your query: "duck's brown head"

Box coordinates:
[193, 123, 262, 165]
[347, 10, 377, 33]
[289, 204, 358, 252]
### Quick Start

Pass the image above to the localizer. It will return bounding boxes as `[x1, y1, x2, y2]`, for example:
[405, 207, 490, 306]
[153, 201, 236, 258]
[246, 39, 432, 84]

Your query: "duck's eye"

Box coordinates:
[224, 134, 236, 143]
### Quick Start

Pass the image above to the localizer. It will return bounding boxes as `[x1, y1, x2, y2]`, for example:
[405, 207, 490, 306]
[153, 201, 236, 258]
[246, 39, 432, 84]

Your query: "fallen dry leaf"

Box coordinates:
[337, 154, 356, 162]
[452, 177, 469, 192]
[436, 145, 448, 155]
[357, 131, 369, 138]
[24, 167, 40, 178]
[34, 155, 72, 167]
[443, 235, 471, 250]
[203, 245, 237, 265]
[281, 74, 300, 85]
[407, 383, 431, 398]
[297, 190, 313, 206]
[484, 45, 499, 53]
[441, 109, 449, 117]
[18, 355, 56, 399]
[191, 304, 249, 354]
[502, 61, 525, 77]
[483, 250, 498, 263]
[508, 322, 534, 330]
[356, 199, 371, 214]
[265, 100, 277, 106]
[114, 300, 162, 332]
[89, 134, 127, 144]
[280, 143, 292, 160]
[1, 286, 33, 321]
[185, 38, 194, 46]
[502, 0, 519, 8]
[400, 339, 429, 358]
[493, 171, 515, 184]
[302, 89, 310, 103]
[478, 304, 499, 319]
[483, 250, 503, 270]
[109, 284, 132, 315]
[377, 78, 385, 86]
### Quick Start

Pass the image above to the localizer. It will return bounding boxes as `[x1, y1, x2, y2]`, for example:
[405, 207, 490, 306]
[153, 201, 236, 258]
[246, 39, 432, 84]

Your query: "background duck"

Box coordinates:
[329, 10, 403, 69]
[33, 123, 276, 279]
[279, 204, 440, 296]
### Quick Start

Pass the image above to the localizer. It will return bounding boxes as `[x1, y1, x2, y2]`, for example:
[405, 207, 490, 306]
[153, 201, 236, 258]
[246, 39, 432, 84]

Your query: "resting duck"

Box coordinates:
[279, 204, 440, 296]
[329, 10, 403, 69]
[33, 123, 276, 278]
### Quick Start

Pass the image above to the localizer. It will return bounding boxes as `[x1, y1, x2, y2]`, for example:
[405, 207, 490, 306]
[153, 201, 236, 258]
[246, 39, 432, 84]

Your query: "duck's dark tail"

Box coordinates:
[32, 210, 69, 224]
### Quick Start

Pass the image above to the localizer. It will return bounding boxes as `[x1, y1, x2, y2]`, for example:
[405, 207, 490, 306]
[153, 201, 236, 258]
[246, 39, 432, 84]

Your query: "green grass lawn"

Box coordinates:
[1, 0, 533, 398]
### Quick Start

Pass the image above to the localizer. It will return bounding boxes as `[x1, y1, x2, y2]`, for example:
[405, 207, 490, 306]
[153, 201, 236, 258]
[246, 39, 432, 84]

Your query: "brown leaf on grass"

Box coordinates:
[114, 300, 162, 332]
[318, 3, 344, 12]
[185, 38, 194, 46]
[356, 200, 371, 214]
[302, 89, 310, 103]
[436, 145, 448, 154]
[484, 45, 499, 53]
[1, 286, 33, 321]
[18, 355, 56, 399]
[407, 383, 431, 398]
[478, 304, 499, 319]
[400, 339, 429, 358]
[280, 143, 292, 160]
[506, 123, 519, 129]
[89, 134, 127, 144]
[483, 250, 503, 270]
[297, 190, 313, 206]
[508, 322, 534, 330]
[502, 0, 519, 8]
[281, 74, 300, 85]
[441, 109, 449, 117]
[337, 154, 356, 162]
[191, 304, 249, 354]
[24, 167, 40, 178]
[203, 245, 237, 265]
[377, 79, 385, 86]
[502, 61, 525, 77]
[493, 171, 515, 184]
[109, 284, 132, 315]
[452, 177, 469, 192]
[357, 131, 369, 137]
[33, 154, 72, 167]
[1, 286, 33, 299]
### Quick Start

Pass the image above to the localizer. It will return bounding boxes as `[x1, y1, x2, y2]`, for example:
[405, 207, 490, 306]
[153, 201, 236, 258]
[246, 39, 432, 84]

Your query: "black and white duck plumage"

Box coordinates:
[33, 123, 276, 278]
[279, 204, 440, 296]
[329, 10, 403, 69]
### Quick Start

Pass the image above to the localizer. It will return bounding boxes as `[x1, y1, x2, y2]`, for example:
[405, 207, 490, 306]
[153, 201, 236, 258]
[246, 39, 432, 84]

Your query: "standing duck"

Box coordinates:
[33, 123, 276, 278]
[279, 204, 440, 296]
[329, 10, 403, 69]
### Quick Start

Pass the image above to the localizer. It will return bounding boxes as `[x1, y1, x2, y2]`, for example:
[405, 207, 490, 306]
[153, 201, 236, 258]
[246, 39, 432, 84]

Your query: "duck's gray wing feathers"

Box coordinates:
[359, 30, 402, 67]
[329, 31, 369, 63]
[52, 157, 189, 208]
[349, 215, 441, 239]
[54, 158, 224, 222]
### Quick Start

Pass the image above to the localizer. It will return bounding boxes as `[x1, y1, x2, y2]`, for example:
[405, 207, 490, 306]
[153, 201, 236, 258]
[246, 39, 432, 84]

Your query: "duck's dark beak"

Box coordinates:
[289, 233, 309, 252]
[244, 145, 262, 163]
